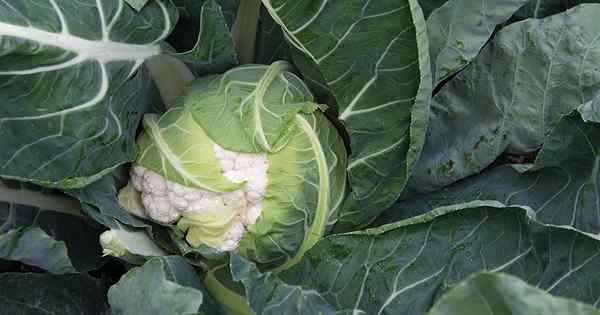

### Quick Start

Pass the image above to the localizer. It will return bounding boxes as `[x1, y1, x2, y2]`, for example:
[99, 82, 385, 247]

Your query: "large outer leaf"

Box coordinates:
[231, 255, 345, 315]
[234, 202, 600, 314]
[0, 273, 110, 315]
[427, 0, 528, 85]
[410, 4, 600, 194]
[428, 272, 600, 315]
[109, 256, 226, 315]
[0, 0, 177, 188]
[0, 228, 76, 274]
[516, 0, 598, 18]
[383, 113, 600, 234]
[0, 179, 105, 273]
[262, 0, 432, 229]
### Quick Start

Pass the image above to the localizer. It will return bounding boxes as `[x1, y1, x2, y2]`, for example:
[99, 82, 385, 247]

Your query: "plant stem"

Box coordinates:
[204, 267, 252, 315]
[0, 182, 83, 218]
[146, 55, 195, 109]
[232, 0, 262, 64]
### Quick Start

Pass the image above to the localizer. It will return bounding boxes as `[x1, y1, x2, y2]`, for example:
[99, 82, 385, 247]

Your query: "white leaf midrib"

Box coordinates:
[0, 21, 161, 64]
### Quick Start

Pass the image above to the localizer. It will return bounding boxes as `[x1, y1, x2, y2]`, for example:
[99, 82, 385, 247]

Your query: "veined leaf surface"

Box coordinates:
[411, 5, 600, 193]
[0, 0, 177, 188]
[234, 202, 600, 314]
[262, 0, 432, 229]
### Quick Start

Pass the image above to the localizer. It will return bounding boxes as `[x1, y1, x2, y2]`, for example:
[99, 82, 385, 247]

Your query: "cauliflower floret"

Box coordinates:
[219, 221, 246, 251]
[242, 204, 263, 227]
[130, 143, 269, 251]
[142, 193, 179, 223]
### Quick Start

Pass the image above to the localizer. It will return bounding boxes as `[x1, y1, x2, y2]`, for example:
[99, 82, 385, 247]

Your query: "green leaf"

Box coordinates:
[171, 0, 239, 31]
[383, 113, 600, 234]
[137, 107, 242, 192]
[187, 62, 318, 154]
[263, 0, 433, 229]
[67, 172, 148, 229]
[109, 256, 226, 315]
[428, 272, 600, 315]
[0, 0, 178, 188]
[238, 112, 347, 269]
[427, 0, 529, 85]
[171, 0, 238, 73]
[231, 255, 345, 315]
[0, 179, 105, 273]
[410, 5, 600, 194]
[0, 273, 110, 315]
[216, 0, 241, 28]
[515, 0, 597, 18]
[239, 202, 600, 313]
[0, 228, 75, 274]
[166, 0, 239, 78]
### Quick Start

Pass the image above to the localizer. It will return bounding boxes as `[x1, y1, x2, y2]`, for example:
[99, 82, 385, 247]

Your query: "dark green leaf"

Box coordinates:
[0, 228, 75, 274]
[515, 0, 598, 18]
[109, 256, 226, 315]
[427, 0, 528, 85]
[0, 0, 178, 188]
[0, 180, 105, 273]
[67, 172, 148, 229]
[384, 113, 600, 234]
[0, 273, 110, 315]
[263, 0, 433, 229]
[410, 5, 600, 194]
[168, 0, 238, 74]
[238, 202, 600, 313]
[428, 272, 600, 315]
[231, 255, 346, 315]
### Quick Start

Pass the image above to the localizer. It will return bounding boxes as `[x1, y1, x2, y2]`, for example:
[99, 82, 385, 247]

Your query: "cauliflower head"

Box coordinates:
[128, 143, 268, 251]
[118, 62, 347, 267]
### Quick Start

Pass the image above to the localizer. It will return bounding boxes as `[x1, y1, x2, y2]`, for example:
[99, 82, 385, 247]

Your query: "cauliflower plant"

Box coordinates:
[118, 61, 347, 267]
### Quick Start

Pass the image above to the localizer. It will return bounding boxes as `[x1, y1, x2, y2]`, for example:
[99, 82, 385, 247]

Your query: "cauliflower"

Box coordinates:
[117, 62, 347, 267]
[129, 144, 268, 251]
